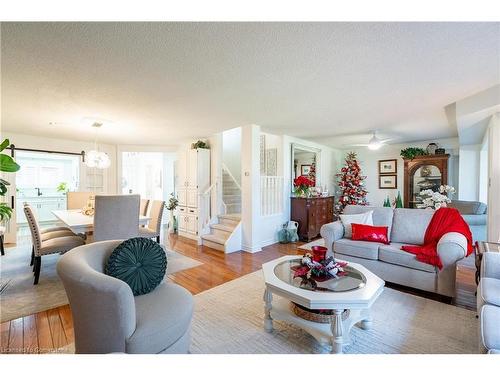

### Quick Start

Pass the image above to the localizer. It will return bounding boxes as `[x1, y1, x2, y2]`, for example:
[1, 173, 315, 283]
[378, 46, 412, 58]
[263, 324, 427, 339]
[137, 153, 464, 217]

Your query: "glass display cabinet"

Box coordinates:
[403, 154, 449, 208]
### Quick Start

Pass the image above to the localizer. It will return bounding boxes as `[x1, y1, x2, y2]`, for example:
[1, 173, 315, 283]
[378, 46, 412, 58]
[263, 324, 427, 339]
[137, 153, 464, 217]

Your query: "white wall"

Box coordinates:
[222, 127, 242, 183]
[342, 138, 459, 207]
[458, 144, 481, 201]
[2, 131, 118, 194]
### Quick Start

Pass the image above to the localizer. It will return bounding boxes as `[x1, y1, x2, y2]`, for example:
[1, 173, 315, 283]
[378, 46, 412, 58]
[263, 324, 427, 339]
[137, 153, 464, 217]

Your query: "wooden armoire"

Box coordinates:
[291, 196, 335, 242]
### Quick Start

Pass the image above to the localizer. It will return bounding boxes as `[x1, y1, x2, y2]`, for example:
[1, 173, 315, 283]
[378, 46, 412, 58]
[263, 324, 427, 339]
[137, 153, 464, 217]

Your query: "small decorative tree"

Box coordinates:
[308, 160, 316, 185]
[393, 191, 403, 208]
[166, 193, 179, 234]
[383, 196, 391, 207]
[335, 152, 368, 214]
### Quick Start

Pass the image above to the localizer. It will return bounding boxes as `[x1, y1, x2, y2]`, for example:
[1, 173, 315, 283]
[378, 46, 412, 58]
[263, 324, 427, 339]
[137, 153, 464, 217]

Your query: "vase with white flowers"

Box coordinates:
[419, 185, 456, 209]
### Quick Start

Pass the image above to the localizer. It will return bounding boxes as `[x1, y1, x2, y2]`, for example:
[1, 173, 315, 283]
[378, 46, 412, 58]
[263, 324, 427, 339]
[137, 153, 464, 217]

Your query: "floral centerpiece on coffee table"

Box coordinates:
[293, 176, 315, 197]
[292, 250, 348, 290]
[419, 184, 456, 209]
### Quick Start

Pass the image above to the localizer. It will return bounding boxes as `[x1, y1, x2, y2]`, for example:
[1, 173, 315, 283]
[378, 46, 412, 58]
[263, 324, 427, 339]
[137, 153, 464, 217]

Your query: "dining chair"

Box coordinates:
[67, 191, 92, 210]
[23, 203, 78, 265]
[139, 199, 150, 228]
[138, 200, 165, 243]
[140, 199, 150, 217]
[24, 204, 85, 284]
[93, 194, 140, 242]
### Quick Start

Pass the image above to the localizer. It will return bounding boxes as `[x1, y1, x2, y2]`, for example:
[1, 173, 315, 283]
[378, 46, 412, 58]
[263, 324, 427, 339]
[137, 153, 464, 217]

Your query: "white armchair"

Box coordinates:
[57, 240, 194, 354]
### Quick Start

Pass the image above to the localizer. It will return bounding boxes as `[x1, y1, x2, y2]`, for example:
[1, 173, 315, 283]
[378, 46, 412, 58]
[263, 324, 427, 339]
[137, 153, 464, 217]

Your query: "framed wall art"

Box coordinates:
[378, 159, 397, 174]
[379, 175, 397, 189]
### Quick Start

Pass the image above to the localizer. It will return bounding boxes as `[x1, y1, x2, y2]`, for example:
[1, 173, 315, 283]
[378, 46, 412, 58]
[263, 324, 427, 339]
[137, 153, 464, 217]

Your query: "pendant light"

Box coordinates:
[85, 122, 111, 169]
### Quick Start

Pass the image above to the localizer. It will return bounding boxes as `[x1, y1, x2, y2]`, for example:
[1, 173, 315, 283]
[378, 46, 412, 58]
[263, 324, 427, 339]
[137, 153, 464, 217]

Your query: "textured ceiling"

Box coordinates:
[1, 22, 499, 146]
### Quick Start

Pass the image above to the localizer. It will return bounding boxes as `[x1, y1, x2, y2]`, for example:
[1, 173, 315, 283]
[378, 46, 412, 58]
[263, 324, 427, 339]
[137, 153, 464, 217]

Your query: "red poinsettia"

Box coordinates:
[293, 176, 314, 188]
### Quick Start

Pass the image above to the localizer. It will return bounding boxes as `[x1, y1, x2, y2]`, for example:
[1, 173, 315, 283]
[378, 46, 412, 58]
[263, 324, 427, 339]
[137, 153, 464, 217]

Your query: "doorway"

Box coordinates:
[120, 151, 176, 225]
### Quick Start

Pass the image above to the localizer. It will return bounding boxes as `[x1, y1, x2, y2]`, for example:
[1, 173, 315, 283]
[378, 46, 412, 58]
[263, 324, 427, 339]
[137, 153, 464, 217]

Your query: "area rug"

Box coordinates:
[189, 271, 478, 354]
[297, 238, 325, 251]
[0, 245, 202, 322]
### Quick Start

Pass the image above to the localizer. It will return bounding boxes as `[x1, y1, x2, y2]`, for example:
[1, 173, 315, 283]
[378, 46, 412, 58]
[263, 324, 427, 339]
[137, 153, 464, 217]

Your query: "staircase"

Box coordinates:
[222, 169, 241, 214]
[201, 166, 242, 253]
[201, 213, 241, 252]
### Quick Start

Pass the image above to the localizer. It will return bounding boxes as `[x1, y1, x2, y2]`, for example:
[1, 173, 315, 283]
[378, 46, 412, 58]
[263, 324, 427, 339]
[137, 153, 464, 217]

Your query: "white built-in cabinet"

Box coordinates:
[177, 148, 210, 242]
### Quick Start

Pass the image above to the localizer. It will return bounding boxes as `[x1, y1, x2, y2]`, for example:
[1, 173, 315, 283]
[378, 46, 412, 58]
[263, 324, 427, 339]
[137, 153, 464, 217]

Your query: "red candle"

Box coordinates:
[311, 246, 327, 262]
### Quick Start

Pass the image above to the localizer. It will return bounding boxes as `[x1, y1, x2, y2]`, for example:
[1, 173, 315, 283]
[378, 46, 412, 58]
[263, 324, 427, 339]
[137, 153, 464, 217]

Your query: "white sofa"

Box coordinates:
[320, 205, 468, 298]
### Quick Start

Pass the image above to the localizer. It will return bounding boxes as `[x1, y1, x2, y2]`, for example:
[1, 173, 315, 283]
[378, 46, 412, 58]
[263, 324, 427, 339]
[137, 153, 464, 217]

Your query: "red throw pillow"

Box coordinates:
[351, 223, 390, 245]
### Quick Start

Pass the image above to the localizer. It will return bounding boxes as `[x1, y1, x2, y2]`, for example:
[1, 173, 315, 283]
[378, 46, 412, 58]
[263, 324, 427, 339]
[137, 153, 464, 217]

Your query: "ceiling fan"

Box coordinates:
[347, 131, 394, 150]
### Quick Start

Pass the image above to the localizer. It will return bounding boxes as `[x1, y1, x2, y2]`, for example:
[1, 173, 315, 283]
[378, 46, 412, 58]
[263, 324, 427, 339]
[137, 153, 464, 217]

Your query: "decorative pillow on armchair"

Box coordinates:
[339, 211, 373, 238]
[351, 223, 390, 245]
[105, 237, 167, 296]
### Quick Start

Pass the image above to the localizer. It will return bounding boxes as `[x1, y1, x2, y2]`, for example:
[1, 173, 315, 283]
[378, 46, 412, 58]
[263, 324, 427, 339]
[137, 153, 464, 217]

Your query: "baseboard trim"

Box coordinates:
[242, 244, 262, 253]
[260, 238, 278, 248]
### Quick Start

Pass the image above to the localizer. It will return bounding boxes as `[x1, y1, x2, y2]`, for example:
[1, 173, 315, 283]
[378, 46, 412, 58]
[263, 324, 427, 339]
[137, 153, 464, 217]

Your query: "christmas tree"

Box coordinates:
[308, 161, 316, 185]
[394, 191, 403, 208]
[383, 195, 391, 207]
[335, 152, 369, 214]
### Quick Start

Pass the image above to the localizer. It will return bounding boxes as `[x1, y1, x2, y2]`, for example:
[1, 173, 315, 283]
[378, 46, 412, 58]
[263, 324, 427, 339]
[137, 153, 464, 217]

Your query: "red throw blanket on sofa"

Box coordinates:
[401, 207, 473, 270]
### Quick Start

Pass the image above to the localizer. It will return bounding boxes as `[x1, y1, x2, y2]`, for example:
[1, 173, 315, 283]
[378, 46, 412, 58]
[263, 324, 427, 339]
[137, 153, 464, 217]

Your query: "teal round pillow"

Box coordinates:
[105, 237, 167, 296]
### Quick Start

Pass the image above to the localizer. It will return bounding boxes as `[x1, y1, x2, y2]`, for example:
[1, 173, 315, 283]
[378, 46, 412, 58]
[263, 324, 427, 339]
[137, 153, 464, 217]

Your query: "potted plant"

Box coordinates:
[56, 182, 69, 195]
[0, 139, 21, 226]
[293, 176, 315, 197]
[166, 193, 179, 234]
[400, 147, 428, 160]
[191, 140, 209, 149]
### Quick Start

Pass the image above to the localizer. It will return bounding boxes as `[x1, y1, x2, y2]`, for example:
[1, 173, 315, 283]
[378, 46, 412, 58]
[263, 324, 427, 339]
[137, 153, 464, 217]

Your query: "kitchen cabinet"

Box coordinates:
[16, 196, 67, 224]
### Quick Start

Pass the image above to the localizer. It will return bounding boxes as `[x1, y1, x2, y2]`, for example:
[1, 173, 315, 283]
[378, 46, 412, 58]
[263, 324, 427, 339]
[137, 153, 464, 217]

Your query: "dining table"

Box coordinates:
[52, 209, 150, 234]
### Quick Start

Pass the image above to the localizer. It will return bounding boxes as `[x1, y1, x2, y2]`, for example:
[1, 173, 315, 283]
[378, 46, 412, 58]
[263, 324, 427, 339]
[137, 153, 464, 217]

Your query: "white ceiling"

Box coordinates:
[1, 22, 499, 147]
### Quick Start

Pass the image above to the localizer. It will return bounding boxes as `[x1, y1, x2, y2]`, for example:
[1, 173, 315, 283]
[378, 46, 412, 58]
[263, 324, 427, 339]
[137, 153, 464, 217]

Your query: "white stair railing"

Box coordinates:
[200, 180, 218, 233]
[260, 176, 284, 216]
[221, 163, 241, 215]
[222, 163, 242, 191]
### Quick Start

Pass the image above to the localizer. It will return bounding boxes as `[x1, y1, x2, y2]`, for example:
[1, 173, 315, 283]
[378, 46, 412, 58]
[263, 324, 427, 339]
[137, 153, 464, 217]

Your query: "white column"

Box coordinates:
[241, 124, 262, 252]
[488, 113, 500, 242]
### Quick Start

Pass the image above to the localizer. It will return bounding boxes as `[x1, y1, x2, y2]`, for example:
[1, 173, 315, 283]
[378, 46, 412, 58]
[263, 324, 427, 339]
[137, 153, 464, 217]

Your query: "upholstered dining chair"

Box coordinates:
[67, 191, 92, 210]
[23, 203, 78, 264]
[140, 198, 150, 217]
[93, 194, 140, 242]
[139, 199, 150, 228]
[139, 200, 164, 243]
[57, 240, 194, 354]
[24, 204, 85, 284]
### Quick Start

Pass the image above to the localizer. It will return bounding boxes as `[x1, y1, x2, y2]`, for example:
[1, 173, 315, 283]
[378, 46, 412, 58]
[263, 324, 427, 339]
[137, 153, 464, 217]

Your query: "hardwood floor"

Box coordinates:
[0, 234, 477, 354]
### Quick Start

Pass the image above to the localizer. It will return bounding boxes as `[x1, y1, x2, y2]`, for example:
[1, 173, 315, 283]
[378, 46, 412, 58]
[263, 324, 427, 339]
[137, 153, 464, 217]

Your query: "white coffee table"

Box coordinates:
[262, 255, 384, 354]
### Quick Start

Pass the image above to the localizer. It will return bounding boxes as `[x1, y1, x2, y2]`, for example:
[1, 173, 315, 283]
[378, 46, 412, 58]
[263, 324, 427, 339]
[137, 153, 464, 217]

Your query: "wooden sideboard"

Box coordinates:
[291, 196, 335, 242]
